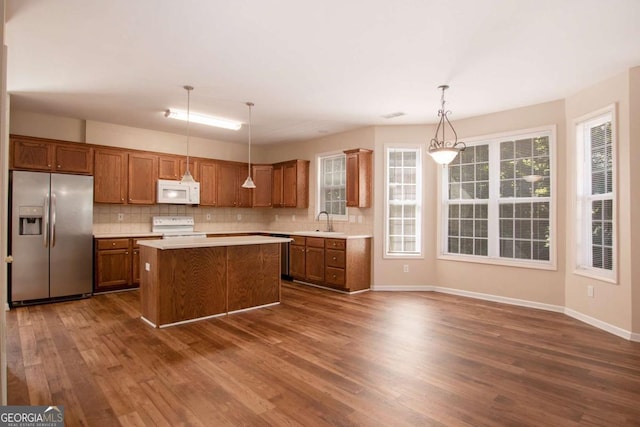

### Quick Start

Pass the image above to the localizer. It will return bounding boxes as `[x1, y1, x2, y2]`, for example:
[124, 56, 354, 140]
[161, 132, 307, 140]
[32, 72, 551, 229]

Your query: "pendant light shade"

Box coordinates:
[241, 102, 256, 189]
[427, 85, 466, 166]
[181, 85, 195, 183]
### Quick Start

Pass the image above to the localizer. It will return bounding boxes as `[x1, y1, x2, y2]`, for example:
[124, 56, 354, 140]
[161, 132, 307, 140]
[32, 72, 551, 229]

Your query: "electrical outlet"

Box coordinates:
[292, 215, 296, 221]
[587, 285, 594, 297]
[206, 213, 211, 221]
[117, 213, 124, 221]
[358, 215, 363, 224]
[403, 264, 409, 273]
[236, 214, 242, 221]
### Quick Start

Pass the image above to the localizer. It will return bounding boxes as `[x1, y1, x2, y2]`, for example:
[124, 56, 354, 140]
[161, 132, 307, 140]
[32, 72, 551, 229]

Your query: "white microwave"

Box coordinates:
[157, 179, 200, 205]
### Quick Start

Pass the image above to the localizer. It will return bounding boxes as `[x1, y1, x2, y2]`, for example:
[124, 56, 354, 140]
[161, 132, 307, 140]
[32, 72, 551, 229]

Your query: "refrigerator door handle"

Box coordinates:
[51, 192, 57, 248]
[43, 194, 50, 248]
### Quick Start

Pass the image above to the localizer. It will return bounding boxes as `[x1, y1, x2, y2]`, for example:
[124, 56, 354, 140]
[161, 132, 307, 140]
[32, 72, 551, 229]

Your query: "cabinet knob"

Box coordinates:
[125, 251, 129, 255]
[47, 164, 51, 167]
[112, 242, 116, 246]
[332, 256, 337, 261]
[332, 274, 337, 279]
[57, 165, 61, 168]
[121, 198, 124, 201]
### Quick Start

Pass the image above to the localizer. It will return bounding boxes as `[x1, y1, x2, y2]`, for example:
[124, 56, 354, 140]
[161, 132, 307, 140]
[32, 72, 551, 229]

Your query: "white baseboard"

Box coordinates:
[564, 308, 637, 341]
[372, 285, 435, 292]
[372, 284, 638, 342]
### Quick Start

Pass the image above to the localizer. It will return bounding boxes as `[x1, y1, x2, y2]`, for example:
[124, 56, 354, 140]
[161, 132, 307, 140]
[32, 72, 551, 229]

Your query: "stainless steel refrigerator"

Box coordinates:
[10, 171, 94, 305]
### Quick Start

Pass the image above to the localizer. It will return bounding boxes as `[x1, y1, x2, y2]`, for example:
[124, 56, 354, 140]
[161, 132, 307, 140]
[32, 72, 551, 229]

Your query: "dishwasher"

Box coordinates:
[270, 234, 291, 280]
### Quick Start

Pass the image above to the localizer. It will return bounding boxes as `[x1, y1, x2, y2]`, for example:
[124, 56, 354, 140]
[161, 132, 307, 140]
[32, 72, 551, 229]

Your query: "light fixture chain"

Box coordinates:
[184, 85, 193, 176]
[248, 102, 252, 171]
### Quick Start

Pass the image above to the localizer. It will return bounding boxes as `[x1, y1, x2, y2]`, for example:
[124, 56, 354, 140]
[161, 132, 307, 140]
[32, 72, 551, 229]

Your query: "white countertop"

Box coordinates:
[95, 230, 372, 239]
[137, 235, 292, 250]
[94, 232, 164, 239]
[283, 231, 371, 239]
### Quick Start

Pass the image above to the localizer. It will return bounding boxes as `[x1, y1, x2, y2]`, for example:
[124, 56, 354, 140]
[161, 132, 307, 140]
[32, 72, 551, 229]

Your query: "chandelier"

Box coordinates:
[427, 85, 466, 165]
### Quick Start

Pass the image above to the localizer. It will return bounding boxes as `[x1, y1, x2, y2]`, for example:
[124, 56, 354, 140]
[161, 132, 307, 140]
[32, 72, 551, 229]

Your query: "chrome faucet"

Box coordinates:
[317, 210, 334, 232]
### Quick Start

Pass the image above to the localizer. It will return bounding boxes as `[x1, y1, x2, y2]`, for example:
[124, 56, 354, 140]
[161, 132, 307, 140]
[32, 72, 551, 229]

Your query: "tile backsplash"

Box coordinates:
[93, 204, 373, 235]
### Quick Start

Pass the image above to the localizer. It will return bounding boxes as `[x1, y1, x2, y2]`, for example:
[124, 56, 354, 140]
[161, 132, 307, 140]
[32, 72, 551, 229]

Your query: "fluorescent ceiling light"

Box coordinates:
[164, 109, 242, 130]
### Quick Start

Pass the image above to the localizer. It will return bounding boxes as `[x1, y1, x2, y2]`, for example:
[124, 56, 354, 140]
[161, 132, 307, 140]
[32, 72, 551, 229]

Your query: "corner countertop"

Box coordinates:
[137, 235, 292, 250]
[94, 230, 372, 240]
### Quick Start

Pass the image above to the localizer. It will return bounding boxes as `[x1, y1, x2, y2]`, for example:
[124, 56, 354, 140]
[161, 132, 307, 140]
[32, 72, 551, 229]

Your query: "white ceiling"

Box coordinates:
[5, 0, 640, 145]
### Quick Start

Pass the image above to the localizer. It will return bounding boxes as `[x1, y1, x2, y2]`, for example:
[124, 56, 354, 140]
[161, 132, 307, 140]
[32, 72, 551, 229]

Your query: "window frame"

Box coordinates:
[574, 104, 617, 283]
[437, 126, 557, 270]
[384, 144, 424, 258]
[316, 151, 348, 221]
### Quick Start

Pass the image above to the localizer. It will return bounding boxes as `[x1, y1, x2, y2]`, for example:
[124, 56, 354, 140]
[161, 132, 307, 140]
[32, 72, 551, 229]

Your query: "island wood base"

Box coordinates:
[139, 243, 281, 327]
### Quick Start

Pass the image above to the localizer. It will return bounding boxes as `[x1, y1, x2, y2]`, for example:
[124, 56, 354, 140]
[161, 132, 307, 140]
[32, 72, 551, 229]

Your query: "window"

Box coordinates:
[442, 128, 555, 268]
[385, 147, 422, 256]
[576, 107, 616, 281]
[318, 153, 346, 218]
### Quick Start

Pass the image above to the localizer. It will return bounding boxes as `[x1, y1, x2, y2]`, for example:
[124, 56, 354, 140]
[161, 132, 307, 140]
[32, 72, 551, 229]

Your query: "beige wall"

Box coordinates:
[373, 125, 438, 287]
[438, 101, 566, 305]
[564, 70, 632, 331]
[85, 120, 264, 163]
[1, 0, 8, 405]
[10, 110, 85, 142]
[631, 67, 640, 334]
[263, 127, 376, 235]
[371, 104, 567, 306]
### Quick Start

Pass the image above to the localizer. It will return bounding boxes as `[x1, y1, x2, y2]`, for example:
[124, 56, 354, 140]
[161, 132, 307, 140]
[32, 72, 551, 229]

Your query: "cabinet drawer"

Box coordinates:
[326, 267, 345, 286]
[325, 239, 346, 250]
[97, 238, 130, 250]
[306, 237, 325, 248]
[326, 249, 345, 268]
[291, 236, 306, 246]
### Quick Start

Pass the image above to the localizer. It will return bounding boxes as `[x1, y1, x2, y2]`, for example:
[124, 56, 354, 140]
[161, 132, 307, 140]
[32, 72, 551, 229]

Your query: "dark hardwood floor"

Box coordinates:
[6, 281, 640, 426]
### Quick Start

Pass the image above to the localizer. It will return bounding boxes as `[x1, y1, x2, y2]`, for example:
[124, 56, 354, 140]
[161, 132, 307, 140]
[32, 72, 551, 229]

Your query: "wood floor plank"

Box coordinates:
[6, 281, 640, 426]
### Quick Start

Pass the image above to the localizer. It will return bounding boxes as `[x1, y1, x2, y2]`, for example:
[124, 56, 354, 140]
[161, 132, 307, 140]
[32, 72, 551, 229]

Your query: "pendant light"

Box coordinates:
[427, 85, 466, 166]
[241, 102, 256, 189]
[180, 85, 195, 183]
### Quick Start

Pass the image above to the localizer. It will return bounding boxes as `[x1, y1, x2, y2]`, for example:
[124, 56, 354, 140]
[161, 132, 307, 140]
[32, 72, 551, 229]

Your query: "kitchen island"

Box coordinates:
[137, 235, 291, 328]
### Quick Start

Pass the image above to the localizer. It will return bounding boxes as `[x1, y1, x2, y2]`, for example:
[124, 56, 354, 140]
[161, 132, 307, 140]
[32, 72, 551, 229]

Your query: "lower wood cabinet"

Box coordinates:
[94, 237, 156, 292]
[290, 235, 371, 292]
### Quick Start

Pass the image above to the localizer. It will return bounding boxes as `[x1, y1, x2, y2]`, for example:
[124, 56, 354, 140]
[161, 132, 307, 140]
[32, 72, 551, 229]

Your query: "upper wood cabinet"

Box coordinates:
[54, 144, 94, 174]
[198, 160, 218, 206]
[272, 159, 309, 208]
[252, 165, 273, 207]
[158, 154, 198, 181]
[10, 134, 311, 209]
[127, 152, 158, 204]
[344, 148, 372, 208]
[216, 162, 251, 207]
[272, 164, 284, 207]
[94, 148, 128, 203]
[10, 135, 93, 174]
[94, 149, 157, 204]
